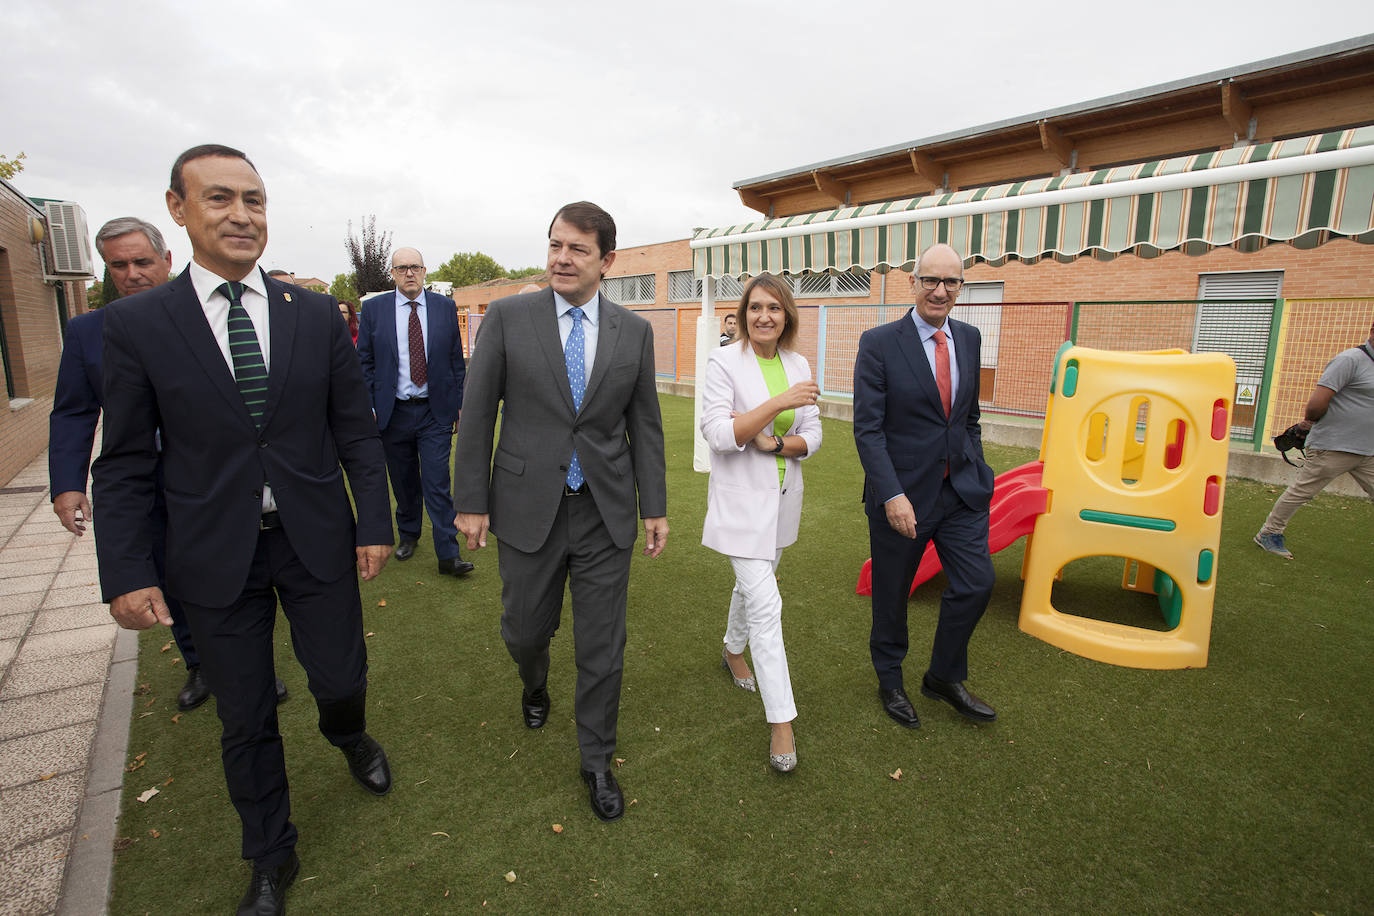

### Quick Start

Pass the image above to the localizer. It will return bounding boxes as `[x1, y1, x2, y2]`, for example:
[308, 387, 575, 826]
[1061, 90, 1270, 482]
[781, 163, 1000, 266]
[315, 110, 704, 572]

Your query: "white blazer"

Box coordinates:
[700, 342, 822, 560]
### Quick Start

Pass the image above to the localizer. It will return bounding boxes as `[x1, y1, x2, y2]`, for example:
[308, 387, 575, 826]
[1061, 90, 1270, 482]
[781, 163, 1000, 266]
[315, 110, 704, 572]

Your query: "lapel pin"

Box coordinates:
[284, 292, 293, 302]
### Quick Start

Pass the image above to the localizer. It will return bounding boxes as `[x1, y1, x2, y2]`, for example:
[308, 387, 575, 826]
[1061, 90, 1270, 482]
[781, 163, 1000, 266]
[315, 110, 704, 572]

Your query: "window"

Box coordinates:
[668, 270, 745, 303]
[790, 269, 871, 299]
[600, 272, 655, 304]
[1197, 271, 1283, 300]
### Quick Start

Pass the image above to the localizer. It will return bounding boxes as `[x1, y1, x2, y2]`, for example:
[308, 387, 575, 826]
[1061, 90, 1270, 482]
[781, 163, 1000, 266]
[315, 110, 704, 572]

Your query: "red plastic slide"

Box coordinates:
[855, 461, 1048, 596]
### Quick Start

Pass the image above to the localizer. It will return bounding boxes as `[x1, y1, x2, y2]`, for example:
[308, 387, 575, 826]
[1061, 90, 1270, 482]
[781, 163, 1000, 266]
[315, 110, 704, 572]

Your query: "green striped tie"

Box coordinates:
[217, 282, 268, 428]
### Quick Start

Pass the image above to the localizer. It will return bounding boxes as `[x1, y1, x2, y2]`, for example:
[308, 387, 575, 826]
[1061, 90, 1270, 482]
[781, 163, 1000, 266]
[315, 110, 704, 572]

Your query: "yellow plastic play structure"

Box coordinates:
[1018, 343, 1236, 669]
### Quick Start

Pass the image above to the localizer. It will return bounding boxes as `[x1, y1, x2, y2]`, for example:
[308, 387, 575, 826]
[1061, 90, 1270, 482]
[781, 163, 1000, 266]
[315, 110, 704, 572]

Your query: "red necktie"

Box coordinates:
[934, 328, 952, 418]
[408, 302, 427, 387]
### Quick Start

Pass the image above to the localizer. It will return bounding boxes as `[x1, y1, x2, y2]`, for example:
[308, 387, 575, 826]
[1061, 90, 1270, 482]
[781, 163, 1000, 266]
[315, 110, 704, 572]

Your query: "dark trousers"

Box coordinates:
[180, 527, 369, 867]
[868, 478, 995, 688]
[381, 398, 461, 560]
[496, 489, 631, 771]
[148, 500, 198, 668]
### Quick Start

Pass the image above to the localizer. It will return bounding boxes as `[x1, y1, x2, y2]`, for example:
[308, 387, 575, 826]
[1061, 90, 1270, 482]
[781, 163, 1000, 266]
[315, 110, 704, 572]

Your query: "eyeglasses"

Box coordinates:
[392, 264, 425, 275]
[916, 276, 963, 292]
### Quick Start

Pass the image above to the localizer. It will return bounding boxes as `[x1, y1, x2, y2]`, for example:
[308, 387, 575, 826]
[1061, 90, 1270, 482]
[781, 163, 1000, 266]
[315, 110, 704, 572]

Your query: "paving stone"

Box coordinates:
[0, 611, 32, 639]
[42, 586, 102, 610]
[0, 832, 67, 916]
[0, 575, 53, 597]
[0, 770, 81, 851]
[0, 592, 42, 615]
[0, 639, 16, 670]
[1, 650, 112, 700]
[58, 551, 98, 572]
[15, 627, 115, 665]
[0, 545, 71, 565]
[0, 721, 97, 789]
[0, 556, 64, 578]
[30, 605, 112, 635]
[3, 532, 76, 550]
[0, 682, 105, 740]
[50, 570, 98, 590]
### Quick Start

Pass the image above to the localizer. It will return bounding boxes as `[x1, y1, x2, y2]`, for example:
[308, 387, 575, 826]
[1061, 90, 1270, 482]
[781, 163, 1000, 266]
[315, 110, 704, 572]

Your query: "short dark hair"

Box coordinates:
[266, 269, 291, 278]
[549, 201, 615, 257]
[736, 273, 801, 352]
[169, 144, 258, 198]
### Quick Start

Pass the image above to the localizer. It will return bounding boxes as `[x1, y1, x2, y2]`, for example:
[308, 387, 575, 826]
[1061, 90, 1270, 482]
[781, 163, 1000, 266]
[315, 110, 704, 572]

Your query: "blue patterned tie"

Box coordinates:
[218, 282, 267, 429]
[565, 306, 586, 489]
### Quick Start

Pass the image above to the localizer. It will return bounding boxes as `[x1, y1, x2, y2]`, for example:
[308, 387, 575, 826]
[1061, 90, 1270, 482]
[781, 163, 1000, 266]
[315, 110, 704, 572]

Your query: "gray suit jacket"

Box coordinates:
[452, 288, 666, 553]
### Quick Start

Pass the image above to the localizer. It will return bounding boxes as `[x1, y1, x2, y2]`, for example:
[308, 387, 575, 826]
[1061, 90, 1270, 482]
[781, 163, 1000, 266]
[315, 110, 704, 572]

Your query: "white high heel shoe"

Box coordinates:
[720, 648, 756, 692]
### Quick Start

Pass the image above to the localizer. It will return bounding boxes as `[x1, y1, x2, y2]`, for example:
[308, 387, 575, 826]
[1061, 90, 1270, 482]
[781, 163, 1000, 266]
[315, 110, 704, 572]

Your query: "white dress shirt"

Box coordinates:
[393, 290, 429, 400]
[188, 260, 275, 512]
[555, 290, 600, 389]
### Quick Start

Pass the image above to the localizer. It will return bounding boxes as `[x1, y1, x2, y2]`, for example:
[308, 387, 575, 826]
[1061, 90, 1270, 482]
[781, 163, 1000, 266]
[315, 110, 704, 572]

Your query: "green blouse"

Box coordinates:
[756, 353, 793, 485]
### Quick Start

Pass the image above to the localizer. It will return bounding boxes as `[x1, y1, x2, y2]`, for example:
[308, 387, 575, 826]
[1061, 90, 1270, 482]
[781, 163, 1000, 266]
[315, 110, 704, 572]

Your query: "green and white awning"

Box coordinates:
[691, 127, 1374, 278]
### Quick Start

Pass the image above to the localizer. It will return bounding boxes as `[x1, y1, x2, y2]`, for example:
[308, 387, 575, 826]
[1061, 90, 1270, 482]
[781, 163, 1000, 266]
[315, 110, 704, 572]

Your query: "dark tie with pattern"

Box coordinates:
[218, 282, 267, 428]
[408, 301, 428, 387]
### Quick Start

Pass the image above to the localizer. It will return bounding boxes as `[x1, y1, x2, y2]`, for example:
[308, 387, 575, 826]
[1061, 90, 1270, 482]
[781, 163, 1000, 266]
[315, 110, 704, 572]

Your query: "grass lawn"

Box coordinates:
[110, 394, 1373, 914]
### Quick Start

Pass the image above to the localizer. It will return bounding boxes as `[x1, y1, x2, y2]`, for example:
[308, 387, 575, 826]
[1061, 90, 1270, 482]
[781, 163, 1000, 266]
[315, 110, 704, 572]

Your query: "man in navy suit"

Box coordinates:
[92, 144, 394, 916]
[853, 243, 998, 729]
[49, 218, 219, 709]
[357, 248, 471, 577]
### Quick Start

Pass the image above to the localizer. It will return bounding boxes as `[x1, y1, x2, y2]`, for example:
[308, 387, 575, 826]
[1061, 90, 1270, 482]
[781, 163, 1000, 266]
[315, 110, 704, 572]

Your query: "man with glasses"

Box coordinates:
[853, 243, 998, 731]
[358, 248, 472, 577]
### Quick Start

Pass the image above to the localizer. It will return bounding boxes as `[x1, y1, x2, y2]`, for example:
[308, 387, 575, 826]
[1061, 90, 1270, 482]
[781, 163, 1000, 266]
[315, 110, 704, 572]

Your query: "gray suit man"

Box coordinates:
[454, 201, 667, 822]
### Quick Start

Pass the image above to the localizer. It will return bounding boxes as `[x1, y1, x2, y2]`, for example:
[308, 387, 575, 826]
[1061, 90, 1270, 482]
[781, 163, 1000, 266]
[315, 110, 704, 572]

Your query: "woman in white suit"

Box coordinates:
[700, 274, 821, 772]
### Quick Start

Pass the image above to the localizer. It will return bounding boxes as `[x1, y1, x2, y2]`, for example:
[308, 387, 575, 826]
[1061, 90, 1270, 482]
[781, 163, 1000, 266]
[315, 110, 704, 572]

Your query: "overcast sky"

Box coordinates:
[7, 1, 1373, 286]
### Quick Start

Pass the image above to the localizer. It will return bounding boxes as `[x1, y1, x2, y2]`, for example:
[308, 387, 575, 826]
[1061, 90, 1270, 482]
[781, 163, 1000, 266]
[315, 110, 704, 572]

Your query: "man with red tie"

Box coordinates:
[357, 248, 471, 577]
[852, 243, 998, 730]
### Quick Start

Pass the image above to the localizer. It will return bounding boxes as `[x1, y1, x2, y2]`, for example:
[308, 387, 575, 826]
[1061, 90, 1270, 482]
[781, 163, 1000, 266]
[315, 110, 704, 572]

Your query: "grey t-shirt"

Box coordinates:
[1306, 343, 1374, 456]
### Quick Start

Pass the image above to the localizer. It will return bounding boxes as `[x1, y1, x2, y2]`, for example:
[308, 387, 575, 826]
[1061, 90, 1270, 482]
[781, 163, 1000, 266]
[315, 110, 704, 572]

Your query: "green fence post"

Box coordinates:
[1251, 297, 1285, 452]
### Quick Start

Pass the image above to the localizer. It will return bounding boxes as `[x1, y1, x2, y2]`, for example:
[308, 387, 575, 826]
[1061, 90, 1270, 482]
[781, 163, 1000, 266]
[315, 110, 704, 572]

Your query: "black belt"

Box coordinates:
[563, 482, 588, 497]
[397, 396, 428, 404]
[259, 511, 282, 530]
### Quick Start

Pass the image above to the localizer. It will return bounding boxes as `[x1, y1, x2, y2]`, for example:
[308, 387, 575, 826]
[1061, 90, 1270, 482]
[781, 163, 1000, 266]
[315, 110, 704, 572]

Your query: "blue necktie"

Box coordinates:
[565, 306, 586, 489]
[218, 282, 267, 428]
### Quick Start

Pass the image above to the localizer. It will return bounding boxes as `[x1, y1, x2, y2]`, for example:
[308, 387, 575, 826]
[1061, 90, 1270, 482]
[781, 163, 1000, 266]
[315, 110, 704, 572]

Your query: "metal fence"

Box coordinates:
[458, 297, 1374, 452]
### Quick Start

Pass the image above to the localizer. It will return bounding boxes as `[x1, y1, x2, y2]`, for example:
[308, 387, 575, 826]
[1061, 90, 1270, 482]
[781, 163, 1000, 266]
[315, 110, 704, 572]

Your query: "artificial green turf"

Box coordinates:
[109, 395, 1374, 914]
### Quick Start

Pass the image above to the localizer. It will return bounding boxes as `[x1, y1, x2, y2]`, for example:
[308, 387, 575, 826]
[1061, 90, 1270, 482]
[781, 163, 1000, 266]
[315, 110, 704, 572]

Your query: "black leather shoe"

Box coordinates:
[394, 536, 418, 561]
[236, 850, 298, 916]
[274, 678, 288, 704]
[880, 687, 921, 729]
[921, 673, 997, 722]
[580, 768, 625, 822]
[177, 666, 211, 711]
[341, 734, 392, 795]
[437, 557, 475, 577]
[522, 687, 550, 729]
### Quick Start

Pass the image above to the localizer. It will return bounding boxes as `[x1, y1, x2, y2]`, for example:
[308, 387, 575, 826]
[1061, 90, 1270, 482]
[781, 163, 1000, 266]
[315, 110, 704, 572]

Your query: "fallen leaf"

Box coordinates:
[628, 798, 638, 806]
[171, 714, 182, 725]
[137, 787, 159, 803]
[431, 832, 450, 838]
[159, 642, 172, 653]
[377, 599, 387, 607]
[127, 759, 146, 772]
[170, 657, 181, 667]
[614, 757, 626, 767]
[889, 768, 903, 781]
[40, 772, 56, 781]
[504, 871, 517, 883]
[551, 824, 563, 834]
[365, 632, 376, 638]
[162, 777, 175, 787]
[149, 829, 161, 838]
[143, 699, 155, 709]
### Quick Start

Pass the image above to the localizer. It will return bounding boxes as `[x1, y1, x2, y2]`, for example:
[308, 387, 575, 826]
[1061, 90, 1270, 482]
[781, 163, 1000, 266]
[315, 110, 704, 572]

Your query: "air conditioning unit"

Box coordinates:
[43, 200, 94, 276]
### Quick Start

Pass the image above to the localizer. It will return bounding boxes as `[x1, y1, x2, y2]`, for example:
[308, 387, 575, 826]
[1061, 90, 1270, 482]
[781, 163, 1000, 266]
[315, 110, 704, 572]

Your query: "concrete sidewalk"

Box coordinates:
[0, 446, 134, 916]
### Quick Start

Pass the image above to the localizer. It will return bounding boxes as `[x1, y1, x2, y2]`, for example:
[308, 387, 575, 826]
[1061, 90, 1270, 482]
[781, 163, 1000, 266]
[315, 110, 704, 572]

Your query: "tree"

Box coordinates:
[507, 266, 544, 280]
[0, 151, 25, 180]
[345, 215, 393, 294]
[428, 251, 506, 288]
[329, 272, 359, 304]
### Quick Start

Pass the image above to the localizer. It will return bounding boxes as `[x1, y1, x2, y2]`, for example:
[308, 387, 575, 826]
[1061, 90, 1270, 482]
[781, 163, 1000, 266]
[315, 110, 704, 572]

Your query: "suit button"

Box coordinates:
[258, 439, 267, 448]
[252, 490, 262, 499]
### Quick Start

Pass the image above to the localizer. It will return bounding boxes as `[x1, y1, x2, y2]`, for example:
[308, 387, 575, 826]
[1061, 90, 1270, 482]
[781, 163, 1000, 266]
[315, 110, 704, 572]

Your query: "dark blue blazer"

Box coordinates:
[92, 271, 393, 607]
[49, 310, 106, 496]
[356, 290, 465, 430]
[852, 312, 995, 521]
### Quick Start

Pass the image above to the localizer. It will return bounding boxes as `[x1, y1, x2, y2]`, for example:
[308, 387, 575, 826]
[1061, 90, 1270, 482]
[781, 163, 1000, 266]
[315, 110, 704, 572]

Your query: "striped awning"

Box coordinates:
[692, 127, 1374, 279]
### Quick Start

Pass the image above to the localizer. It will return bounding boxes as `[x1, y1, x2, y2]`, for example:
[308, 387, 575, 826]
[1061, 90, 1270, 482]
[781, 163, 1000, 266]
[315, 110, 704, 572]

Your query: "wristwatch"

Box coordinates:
[771, 435, 785, 453]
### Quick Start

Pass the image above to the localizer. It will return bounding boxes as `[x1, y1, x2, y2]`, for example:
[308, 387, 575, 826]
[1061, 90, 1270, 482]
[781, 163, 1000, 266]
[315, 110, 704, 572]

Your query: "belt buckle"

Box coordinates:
[564, 483, 584, 497]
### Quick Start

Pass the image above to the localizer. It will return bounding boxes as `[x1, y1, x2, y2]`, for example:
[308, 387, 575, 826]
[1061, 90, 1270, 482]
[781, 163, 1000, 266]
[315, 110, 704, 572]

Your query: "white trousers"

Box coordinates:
[723, 551, 796, 724]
